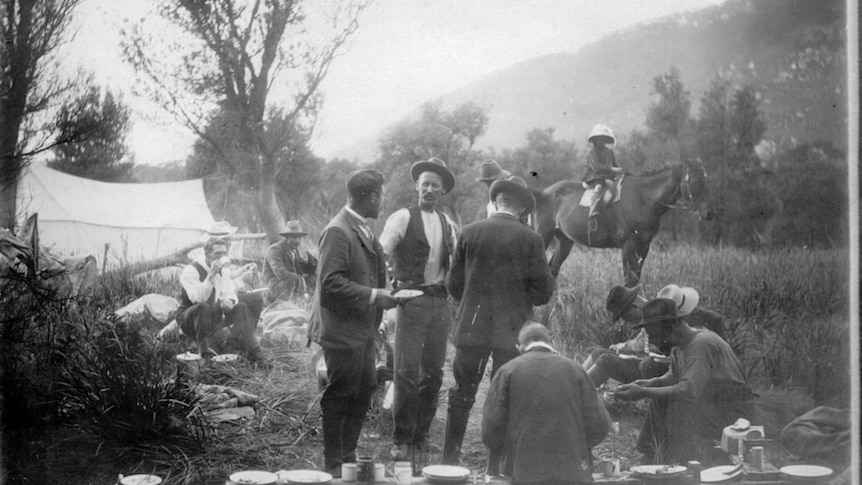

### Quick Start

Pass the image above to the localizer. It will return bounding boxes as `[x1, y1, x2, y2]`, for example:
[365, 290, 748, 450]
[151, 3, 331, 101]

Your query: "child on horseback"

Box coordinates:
[582, 123, 622, 229]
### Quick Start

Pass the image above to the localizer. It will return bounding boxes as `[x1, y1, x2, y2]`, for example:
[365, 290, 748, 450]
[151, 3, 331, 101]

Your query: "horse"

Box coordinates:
[532, 159, 713, 287]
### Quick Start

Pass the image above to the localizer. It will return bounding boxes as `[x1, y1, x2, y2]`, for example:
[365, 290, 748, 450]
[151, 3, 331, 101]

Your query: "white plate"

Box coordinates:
[120, 475, 162, 485]
[394, 289, 424, 301]
[211, 353, 239, 363]
[701, 465, 743, 483]
[278, 469, 333, 484]
[631, 465, 687, 479]
[175, 352, 202, 362]
[422, 464, 471, 482]
[618, 353, 640, 360]
[780, 465, 833, 478]
[229, 470, 279, 485]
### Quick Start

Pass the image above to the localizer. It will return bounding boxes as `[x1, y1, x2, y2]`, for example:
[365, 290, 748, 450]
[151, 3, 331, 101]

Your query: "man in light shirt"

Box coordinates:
[379, 157, 458, 461]
[176, 237, 265, 364]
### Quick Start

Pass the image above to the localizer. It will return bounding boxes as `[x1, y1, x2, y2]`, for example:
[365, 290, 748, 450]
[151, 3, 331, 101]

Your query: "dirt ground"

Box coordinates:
[3, 335, 648, 484]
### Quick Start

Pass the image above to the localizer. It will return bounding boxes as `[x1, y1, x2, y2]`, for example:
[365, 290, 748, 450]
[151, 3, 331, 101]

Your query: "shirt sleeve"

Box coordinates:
[180, 264, 214, 304]
[379, 208, 410, 256]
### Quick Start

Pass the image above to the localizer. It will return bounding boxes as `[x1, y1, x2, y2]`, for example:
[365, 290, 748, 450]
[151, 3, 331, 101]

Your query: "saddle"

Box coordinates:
[580, 174, 624, 208]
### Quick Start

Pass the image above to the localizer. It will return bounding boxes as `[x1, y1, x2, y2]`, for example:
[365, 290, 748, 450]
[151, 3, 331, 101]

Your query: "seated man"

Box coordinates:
[177, 237, 267, 365]
[262, 220, 317, 304]
[482, 322, 610, 485]
[614, 298, 754, 463]
[585, 284, 728, 388]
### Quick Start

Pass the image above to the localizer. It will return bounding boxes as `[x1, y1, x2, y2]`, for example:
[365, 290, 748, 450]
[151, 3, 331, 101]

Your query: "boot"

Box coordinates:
[341, 414, 366, 464]
[442, 401, 472, 465]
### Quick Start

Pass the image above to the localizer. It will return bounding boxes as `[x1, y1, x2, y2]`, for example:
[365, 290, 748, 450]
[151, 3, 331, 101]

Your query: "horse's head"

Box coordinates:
[682, 158, 714, 221]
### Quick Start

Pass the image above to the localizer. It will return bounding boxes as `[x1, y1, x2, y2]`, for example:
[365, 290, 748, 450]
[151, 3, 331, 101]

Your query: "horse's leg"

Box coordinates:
[549, 234, 574, 278]
[621, 237, 644, 287]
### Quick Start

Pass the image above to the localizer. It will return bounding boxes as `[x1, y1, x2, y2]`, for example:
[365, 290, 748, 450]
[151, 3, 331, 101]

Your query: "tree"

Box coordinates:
[498, 127, 579, 189]
[122, 0, 369, 241]
[729, 85, 767, 167]
[47, 86, 135, 182]
[696, 77, 733, 172]
[1, 0, 83, 229]
[645, 67, 693, 159]
[376, 101, 489, 224]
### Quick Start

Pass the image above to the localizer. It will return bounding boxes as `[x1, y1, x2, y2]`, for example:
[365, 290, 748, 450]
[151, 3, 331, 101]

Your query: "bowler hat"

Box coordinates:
[279, 220, 308, 237]
[632, 298, 679, 329]
[411, 157, 455, 194]
[656, 284, 699, 317]
[489, 175, 536, 214]
[475, 159, 511, 182]
[606, 284, 645, 322]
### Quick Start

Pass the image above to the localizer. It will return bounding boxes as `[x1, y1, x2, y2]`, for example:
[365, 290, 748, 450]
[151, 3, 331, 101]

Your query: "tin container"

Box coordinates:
[342, 463, 357, 482]
[356, 457, 375, 484]
[751, 446, 765, 472]
[393, 462, 412, 484]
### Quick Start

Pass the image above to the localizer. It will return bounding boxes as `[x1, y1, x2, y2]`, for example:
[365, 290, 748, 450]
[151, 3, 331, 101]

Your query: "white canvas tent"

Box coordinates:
[17, 164, 216, 268]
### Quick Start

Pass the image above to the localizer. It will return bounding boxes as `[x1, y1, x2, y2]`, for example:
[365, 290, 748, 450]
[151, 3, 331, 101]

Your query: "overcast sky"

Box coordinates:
[63, 0, 726, 166]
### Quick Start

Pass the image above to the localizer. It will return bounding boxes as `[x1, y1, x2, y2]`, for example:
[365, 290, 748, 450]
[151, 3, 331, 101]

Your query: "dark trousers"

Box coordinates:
[392, 294, 451, 446]
[177, 301, 257, 354]
[321, 336, 377, 469]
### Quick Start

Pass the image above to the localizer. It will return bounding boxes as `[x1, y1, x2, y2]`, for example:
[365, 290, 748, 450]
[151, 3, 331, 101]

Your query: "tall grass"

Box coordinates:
[547, 244, 850, 406]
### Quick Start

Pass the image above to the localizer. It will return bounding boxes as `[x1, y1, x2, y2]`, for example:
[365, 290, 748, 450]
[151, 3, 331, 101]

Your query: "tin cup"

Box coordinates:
[356, 457, 375, 484]
[341, 463, 357, 482]
[394, 462, 412, 484]
[751, 446, 765, 472]
[373, 463, 385, 482]
[602, 458, 620, 476]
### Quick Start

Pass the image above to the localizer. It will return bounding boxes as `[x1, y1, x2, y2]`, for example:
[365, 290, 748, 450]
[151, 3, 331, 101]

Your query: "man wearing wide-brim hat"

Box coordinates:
[261, 220, 318, 304]
[442, 174, 555, 466]
[380, 157, 459, 461]
[614, 297, 754, 464]
[475, 159, 511, 218]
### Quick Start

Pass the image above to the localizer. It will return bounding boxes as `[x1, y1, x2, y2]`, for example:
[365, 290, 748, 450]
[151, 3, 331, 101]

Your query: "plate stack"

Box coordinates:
[422, 465, 472, 483]
[630, 465, 688, 481]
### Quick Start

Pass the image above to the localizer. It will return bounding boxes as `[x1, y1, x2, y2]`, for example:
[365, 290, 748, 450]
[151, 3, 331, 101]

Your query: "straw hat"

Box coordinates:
[200, 221, 238, 242]
[279, 220, 308, 237]
[489, 175, 536, 214]
[410, 157, 455, 194]
[656, 284, 700, 317]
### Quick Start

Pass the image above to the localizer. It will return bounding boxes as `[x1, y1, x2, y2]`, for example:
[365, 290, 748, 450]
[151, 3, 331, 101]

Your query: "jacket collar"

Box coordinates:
[490, 211, 518, 221]
[341, 206, 376, 254]
[524, 341, 557, 353]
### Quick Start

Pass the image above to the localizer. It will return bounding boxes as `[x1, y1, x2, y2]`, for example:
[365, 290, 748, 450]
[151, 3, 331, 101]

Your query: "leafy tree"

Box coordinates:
[133, 161, 189, 183]
[645, 67, 693, 158]
[729, 85, 768, 167]
[48, 86, 135, 182]
[0, 0, 83, 228]
[498, 127, 579, 189]
[122, 0, 369, 241]
[376, 101, 489, 224]
[696, 77, 733, 172]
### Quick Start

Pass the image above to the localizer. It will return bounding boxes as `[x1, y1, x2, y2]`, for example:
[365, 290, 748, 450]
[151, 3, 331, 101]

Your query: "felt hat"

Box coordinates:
[410, 157, 455, 194]
[632, 298, 679, 329]
[606, 284, 645, 322]
[489, 175, 536, 214]
[200, 221, 238, 242]
[475, 159, 511, 182]
[279, 220, 308, 237]
[656, 284, 700, 317]
[588, 123, 616, 145]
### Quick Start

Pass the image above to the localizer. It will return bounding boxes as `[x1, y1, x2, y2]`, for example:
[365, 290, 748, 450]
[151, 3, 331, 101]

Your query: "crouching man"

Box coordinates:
[482, 322, 610, 485]
[177, 237, 267, 365]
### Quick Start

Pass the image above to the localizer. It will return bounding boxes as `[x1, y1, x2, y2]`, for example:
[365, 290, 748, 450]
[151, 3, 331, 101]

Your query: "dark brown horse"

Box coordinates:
[533, 159, 713, 286]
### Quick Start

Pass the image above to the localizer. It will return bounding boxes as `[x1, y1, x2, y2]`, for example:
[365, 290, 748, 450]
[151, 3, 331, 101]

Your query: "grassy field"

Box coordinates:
[0, 244, 851, 483]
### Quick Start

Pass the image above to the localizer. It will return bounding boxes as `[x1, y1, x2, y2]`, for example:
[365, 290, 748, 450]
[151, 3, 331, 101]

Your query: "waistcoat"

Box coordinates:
[391, 206, 452, 286]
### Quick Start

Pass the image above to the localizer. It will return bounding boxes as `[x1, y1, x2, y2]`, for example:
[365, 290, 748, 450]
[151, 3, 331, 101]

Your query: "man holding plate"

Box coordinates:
[380, 157, 459, 461]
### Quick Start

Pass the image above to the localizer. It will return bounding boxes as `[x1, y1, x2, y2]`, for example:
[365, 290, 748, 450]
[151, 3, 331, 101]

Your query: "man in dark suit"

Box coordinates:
[443, 175, 555, 465]
[308, 168, 398, 476]
[261, 220, 317, 304]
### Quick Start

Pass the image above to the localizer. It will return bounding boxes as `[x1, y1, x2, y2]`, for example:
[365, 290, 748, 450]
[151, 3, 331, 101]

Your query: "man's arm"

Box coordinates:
[577, 366, 611, 447]
[318, 226, 377, 312]
[445, 232, 467, 300]
[524, 233, 555, 306]
[481, 367, 510, 453]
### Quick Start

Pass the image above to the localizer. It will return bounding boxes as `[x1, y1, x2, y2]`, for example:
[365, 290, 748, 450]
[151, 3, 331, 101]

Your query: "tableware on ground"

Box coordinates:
[729, 417, 751, 431]
[341, 463, 357, 482]
[211, 353, 239, 363]
[356, 457, 375, 484]
[246, 287, 269, 294]
[602, 458, 621, 476]
[422, 465, 472, 483]
[120, 475, 162, 485]
[700, 465, 744, 483]
[779, 464, 833, 479]
[228, 470, 279, 485]
[630, 464, 688, 479]
[393, 289, 424, 302]
[277, 469, 333, 484]
[373, 463, 385, 482]
[394, 462, 412, 484]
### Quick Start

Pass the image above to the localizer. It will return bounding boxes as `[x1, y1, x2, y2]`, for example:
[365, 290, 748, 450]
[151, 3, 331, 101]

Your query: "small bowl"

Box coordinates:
[120, 475, 162, 485]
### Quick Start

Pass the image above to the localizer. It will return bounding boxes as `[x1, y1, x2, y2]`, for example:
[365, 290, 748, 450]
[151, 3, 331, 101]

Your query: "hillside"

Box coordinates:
[339, 0, 847, 161]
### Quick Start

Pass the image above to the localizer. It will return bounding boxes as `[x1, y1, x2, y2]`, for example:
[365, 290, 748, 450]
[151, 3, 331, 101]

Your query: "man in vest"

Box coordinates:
[380, 157, 459, 461]
[176, 237, 267, 365]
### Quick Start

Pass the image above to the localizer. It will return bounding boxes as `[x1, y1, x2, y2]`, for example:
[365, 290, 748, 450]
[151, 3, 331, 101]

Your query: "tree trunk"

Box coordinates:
[257, 153, 286, 244]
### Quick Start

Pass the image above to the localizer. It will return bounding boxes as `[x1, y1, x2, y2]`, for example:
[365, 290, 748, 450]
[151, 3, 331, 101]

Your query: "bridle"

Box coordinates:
[664, 162, 700, 211]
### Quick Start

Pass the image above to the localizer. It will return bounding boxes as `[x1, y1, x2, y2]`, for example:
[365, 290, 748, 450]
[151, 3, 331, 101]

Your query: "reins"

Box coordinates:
[660, 163, 696, 211]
